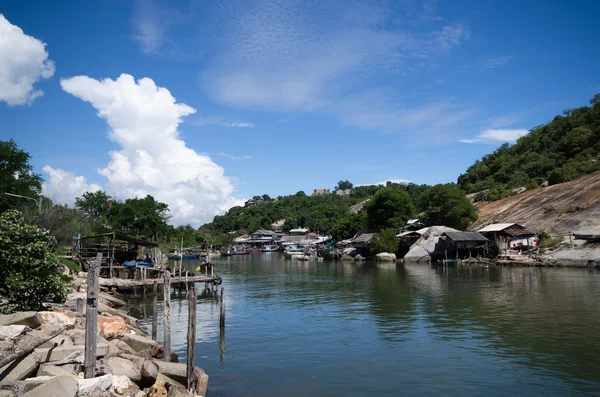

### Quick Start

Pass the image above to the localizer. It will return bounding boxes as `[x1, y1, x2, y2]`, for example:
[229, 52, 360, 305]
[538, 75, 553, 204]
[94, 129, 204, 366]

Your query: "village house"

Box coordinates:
[244, 199, 265, 207]
[334, 189, 351, 196]
[441, 231, 489, 259]
[478, 223, 538, 251]
[312, 188, 331, 195]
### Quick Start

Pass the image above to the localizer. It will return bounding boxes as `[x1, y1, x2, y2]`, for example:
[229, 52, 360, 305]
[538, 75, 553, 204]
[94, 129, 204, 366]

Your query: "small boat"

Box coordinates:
[123, 260, 153, 269]
[283, 246, 304, 259]
[168, 253, 200, 260]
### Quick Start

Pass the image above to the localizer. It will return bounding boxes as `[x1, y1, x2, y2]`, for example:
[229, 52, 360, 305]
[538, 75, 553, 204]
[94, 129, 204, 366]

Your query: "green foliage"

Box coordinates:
[366, 186, 415, 230]
[369, 228, 399, 255]
[331, 212, 367, 241]
[458, 95, 600, 199]
[0, 139, 43, 212]
[334, 180, 353, 191]
[108, 195, 170, 241]
[23, 199, 92, 245]
[75, 191, 112, 221]
[539, 234, 564, 249]
[0, 210, 69, 311]
[422, 184, 477, 229]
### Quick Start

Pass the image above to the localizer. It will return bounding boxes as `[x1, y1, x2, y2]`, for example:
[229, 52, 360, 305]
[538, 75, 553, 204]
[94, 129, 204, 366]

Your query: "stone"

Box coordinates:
[112, 340, 138, 356]
[37, 364, 77, 378]
[111, 375, 141, 396]
[39, 333, 74, 349]
[98, 293, 126, 308]
[0, 312, 41, 328]
[141, 359, 159, 380]
[21, 376, 78, 397]
[376, 252, 396, 262]
[120, 334, 162, 357]
[32, 344, 109, 363]
[56, 264, 70, 276]
[65, 329, 86, 345]
[0, 355, 38, 381]
[77, 374, 113, 397]
[0, 325, 30, 341]
[512, 187, 527, 195]
[34, 312, 76, 329]
[354, 254, 365, 261]
[153, 361, 208, 396]
[22, 375, 55, 393]
[97, 357, 141, 382]
[98, 316, 127, 339]
[155, 374, 188, 396]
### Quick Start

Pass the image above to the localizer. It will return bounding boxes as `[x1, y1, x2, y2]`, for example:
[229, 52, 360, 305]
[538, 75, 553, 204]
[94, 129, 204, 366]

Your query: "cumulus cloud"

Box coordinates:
[49, 73, 242, 225]
[0, 14, 55, 106]
[42, 166, 101, 206]
[460, 128, 528, 144]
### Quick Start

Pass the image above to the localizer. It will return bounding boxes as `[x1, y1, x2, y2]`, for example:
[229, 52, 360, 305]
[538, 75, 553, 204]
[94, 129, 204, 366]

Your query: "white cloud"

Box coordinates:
[194, 117, 254, 128]
[460, 128, 528, 144]
[0, 14, 55, 106]
[219, 152, 252, 160]
[42, 166, 101, 205]
[358, 179, 412, 187]
[481, 55, 513, 69]
[51, 73, 242, 226]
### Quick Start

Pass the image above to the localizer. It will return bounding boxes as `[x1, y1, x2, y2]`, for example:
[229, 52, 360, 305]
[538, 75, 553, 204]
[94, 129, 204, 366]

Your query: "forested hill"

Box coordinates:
[458, 94, 600, 201]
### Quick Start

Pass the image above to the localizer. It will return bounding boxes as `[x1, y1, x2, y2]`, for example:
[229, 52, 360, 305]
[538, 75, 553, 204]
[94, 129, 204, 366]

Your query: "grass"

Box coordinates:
[53, 245, 81, 274]
[562, 205, 579, 214]
[539, 235, 564, 250]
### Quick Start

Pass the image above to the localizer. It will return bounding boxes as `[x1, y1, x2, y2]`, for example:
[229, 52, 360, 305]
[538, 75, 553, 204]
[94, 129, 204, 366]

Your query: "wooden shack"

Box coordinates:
[478, 223, 538, 251]
[442, 231, 489, 259]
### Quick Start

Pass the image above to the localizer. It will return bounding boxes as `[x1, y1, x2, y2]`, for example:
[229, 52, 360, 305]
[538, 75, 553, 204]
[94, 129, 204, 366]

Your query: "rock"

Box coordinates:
[39, 333, 74, 349]
[376, 252, 396, 262]
[34, 312, 76, 329]
[340, 254, 354, 261]
[32, 344, 109, 363]
[65, 329, 86, 345]
[0, 355, 38, 381]
[541, 180, 549, 187]
[98, 293, 126, 308]
[153, 361, 208, 396]
[77, 374, 113, 397]
[155, 374, 189, 397]
[111, 375, 141, 396]
[120, 334, 162, 357]
[98, 317, 127, 339]
[404, 226, 459, 263]
[141, 359, 159, 380]
[98, 336, 121, 357]
[0, 312, 41, 328]
[56, 264, 70, 276]
[22, 375, 55, 393]
[512, 187, 527, 195]
[0, 325, 30, 341]
[37, 364, 77, 378]
[354, 254, 365, 261]
[97, 357, 141, 382]
[112, 340, 138, 356]
[22, 376, 78, 397]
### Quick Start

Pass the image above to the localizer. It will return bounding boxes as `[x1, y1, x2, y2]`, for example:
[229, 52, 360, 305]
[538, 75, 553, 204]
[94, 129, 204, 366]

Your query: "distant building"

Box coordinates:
[312, 188, 331, 195]
[289, 228, 309, 236]
[334, 189, 351, 196]
[245, 199, 265, 207]
[478, 223, 538, 250]
[442, 231, 489, 259]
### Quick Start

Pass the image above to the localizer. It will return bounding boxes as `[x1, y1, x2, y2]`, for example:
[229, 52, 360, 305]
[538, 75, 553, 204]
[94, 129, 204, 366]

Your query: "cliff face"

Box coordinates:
[470, 172, 600, 234]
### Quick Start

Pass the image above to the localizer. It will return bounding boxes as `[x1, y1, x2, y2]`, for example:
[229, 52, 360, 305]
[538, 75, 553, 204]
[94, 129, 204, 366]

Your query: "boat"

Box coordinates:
[296, 254, 311, 261]
[168, 253, 200, 260]
[283, 246, 304, 259]
[261, 245, 279, 252]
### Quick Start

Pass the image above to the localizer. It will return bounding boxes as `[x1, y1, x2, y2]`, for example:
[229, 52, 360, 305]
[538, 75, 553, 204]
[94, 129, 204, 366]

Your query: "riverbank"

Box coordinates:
[0, 272, 208, 397]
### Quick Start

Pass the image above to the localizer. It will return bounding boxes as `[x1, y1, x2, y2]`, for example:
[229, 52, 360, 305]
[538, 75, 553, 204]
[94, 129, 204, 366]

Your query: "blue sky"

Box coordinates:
[1, 0, 599, 225]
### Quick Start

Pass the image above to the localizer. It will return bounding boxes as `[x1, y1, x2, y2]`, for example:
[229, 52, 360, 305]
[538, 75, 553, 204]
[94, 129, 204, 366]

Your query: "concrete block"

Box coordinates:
[22, 375, 55, 393]
[97, 357, 141, 382]
[0, 355, 38, 381]
[37, 364, 77, 378]
[0, 325, 30, 341]
[77, 374, 113, 397]
[120, 334, 161, 357]
[32, 344, 109, 363]
[0, 312, 41, 328]
[22, 376, 78, 397]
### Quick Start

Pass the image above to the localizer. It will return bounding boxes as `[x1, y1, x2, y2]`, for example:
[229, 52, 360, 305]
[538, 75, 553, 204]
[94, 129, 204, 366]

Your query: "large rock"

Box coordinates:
[77, 374, 113, 397]
[33, 344, 109, 363]
[98, 316, 127, 339]
[22, 376, 78, 397]
[111, 375, 143, 396]
[0, 355, 38, 381]
[34, 312, 76, 329]
[153, 360, 208, 396]
[22, 375, 55, 393]
[0, 312, 41, 328]
[120, 334, 162, 357]
[65, 329, 85, 345]
[404, 226, 458, 263]
[37, 364, 77, 378]
[0, 325, 30, 341]
[376, 252, 396, 262]
[97, 357, 142, 382]
[39, 333, 74, 349]
[354, 254, 366, 261]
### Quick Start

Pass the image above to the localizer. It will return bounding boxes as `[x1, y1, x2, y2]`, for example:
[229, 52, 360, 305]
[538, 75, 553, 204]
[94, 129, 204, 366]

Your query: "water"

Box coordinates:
[128, 254, 600, 396]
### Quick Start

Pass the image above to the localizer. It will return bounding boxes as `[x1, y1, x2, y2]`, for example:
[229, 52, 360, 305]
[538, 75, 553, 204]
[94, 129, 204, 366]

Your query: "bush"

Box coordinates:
[0, 210, 69, 311]
[370, 229, 399, 256]
[539, 232, 563, 250]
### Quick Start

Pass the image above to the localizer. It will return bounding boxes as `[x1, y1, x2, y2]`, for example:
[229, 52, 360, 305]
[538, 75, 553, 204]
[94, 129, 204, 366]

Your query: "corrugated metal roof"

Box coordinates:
[289, 228, 309, 233]
[478, 223, 518, 232]
[279, 235, 306, 242]
[351, 233, 375, 243]
[398, 230, 421, 237]
[444, 231, 488, 242]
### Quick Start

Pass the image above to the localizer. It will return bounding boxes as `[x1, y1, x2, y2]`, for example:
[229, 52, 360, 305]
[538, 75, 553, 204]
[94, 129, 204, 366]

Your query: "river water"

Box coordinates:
[129, 254, 600, 396]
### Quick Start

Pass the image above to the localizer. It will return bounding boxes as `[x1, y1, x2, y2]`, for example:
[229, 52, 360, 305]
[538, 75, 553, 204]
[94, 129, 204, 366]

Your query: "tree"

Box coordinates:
[331, 212, 367, 240]
[0, 210, 69, 311]
[0, 139, 43, 212]
[23, 198, 92, 245]
[75, 190, 112, 220]
[370, 228, 399, 255]
[422, 184, 477, 229]
[334, 180, 353, 191]
[108, 195, 170, 240]
[366, 186, 415, 230]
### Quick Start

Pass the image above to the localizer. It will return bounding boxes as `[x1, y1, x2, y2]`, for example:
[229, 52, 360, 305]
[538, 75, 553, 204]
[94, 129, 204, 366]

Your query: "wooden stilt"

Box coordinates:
[220, 287, 226, 328]
[186, 286, 197, 391]
[163, 271, 171, 361]
[152, 280, 158, 341]
[84, 253, 101, 379]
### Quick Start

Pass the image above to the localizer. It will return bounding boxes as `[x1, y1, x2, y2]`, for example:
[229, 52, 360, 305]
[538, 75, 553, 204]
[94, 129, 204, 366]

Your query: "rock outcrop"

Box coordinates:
[403, 226, 459, 263]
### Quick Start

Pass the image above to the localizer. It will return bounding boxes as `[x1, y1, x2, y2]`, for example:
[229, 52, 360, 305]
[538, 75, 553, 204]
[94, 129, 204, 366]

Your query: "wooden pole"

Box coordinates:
[186, 286, 197, 391]
[152, 280, 158, 341]
[179, 237, 183, 280]
[84, 253, 101, 379]
[220, 287, 226, 328]
[163, 270, 171, 361]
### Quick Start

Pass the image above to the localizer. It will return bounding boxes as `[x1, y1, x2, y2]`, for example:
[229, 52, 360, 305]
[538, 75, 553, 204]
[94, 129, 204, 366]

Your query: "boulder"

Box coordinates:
[0, 355, 38, 381]
[56, 264, 70, 276]
[98, 317, 127, 339]
[153, 360, 208, 396]
[97, 357, 141, 382]
[0, 312, 41, 328]
[22, 375, 55, 393]
[340, 254, 354, 261]
[37, 364, 77, 378]
[141, 359, 159, 380]
[120, 334, 162, 357]
[404, 226, 459, 263]
[354, 254, 365, 261]
[111, 375, 142, 396]
[98, 293, 126, 308]
[22, 376, 78, 397]
[111, 340, 138, 356]
[65, 329, 85, 345]
[376, 252, 396, 262]
[34, 312, 76, 329]
[32, 344, 109, 363]
[0, 325, 30, 341]
[39, 333, 74, 349]
[77, 374, 113, 397]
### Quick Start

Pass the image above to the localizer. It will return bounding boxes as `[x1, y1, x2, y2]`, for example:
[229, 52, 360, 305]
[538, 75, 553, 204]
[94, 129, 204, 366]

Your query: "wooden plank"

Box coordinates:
[152, 280, 158, 341]
[84, 252, 101, 379]
[186, 286, 197, 391]
[163, 270, 171, 361]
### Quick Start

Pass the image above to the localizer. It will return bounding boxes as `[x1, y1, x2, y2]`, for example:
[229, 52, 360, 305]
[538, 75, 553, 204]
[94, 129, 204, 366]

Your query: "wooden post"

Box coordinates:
[84, 253, 101, 379]
[163, 270, 171, 361]
[76, 298, 85, 314]
[220, 287, 226, 328]
[210, 263, 214, 278]
[186, 286, 197, 391]
[152, 280, 158, 341]
[179, 237, 184, 280]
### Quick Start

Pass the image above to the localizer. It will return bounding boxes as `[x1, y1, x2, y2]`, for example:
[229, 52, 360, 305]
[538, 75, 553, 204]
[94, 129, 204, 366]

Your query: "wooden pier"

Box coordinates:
[98, 274, 220, 290]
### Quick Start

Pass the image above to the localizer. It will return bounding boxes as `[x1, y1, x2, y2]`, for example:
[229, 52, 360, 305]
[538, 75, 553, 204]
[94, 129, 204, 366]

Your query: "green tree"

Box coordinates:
[369, 228, 399, 255]
[0, 210, 69, 311]
[422, 184, 477, 229]
[75, 190, 112, 220]
[334, 180, 353, 191]
[0, 139, 43, 212]
[366, 186, 415, 230]
[331, 212, 367, 240]
[108, 195, 170, 240]
[23, 198, 92, 245]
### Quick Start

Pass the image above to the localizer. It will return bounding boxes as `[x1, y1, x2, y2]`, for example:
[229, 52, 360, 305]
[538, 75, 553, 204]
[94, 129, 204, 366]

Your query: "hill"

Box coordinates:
[470, 172, 600, 235]
[458, 94, 600, 201]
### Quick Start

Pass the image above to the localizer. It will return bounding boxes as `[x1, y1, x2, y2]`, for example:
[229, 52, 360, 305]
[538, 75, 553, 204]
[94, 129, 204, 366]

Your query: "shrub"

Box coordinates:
[370, 228, 399, 256]
[0, 210, 69, 311]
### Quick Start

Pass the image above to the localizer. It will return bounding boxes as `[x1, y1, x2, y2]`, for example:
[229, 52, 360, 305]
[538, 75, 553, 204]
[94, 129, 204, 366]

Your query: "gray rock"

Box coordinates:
[22, 375, 55, 393]
[111, 375, 142, 396]
[0, 355, 38, 381]
[32, 344, 109, 363]
[77, 374, 113, 397]
[376, 252, 396, 262]
[22, 376, 78, 397]
[65, 329, 85, 345]
[120, 334, 162, 357]
[97, 357, 141, 382]
[0, 325, 30, 341]
[37, 364, 77, 378]
[354, 254, 366, 261]
[0, 313, 41, 328]
[153, 360, 208, 396]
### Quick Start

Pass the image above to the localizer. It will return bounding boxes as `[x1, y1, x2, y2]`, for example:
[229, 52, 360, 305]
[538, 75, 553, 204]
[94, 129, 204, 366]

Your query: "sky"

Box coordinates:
[1, 0, 599, 226]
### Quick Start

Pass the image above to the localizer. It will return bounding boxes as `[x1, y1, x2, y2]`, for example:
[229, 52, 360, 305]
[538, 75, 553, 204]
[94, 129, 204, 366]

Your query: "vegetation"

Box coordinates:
[0, 210, 69, 311]
[0, 139, 43, 212]
[458, 94, 600, 200]
[365, 187, 415, 230]
[370, 228, 399, 255]
[422, 184, 478, 230]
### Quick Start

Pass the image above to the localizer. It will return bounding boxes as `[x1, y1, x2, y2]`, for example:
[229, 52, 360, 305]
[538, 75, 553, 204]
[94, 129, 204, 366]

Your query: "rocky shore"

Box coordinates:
[0, 273, 208, 397]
